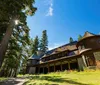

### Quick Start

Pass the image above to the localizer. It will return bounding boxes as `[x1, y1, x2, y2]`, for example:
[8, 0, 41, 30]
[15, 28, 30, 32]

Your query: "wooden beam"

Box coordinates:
[48, 64, 50, 73]
[43, 67, 44, 74]
[38, 67, 40, 74]
[68, 62, 70, 70]
[54, 63, 56, 72]
[61, 61, 62, 71]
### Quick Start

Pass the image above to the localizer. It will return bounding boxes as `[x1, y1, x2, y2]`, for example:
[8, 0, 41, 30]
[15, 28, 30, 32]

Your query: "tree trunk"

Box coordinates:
[14, 68, 17, 77]
[0, 24, 13, 67]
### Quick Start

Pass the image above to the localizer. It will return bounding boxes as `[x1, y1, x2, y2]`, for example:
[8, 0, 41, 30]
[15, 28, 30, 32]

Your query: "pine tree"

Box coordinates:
[0, 24, 31, 77]
[69, 37, 74, 43]
[78, 35, 82, 41]
[0, 0, 37, 67]
[40, 30, 48, 53]
[32, 36, 39, 55]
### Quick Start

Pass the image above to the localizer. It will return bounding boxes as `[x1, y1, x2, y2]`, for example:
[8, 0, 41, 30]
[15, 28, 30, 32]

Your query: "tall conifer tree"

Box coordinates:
[0, 0, 37, 67]
[78, 35, 82, 41]
[32, 36, 39, 55]
[40, 30, 48, 53]
[69, 37, 74, 43]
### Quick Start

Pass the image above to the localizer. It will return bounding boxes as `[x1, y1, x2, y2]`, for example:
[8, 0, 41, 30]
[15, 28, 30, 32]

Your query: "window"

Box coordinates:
[78, 45, 85, 50]
[85, 56, 95, 66]
[78, 46, 81, 50]
[68, 51, 75, 56]
[81, 45, 85, 49]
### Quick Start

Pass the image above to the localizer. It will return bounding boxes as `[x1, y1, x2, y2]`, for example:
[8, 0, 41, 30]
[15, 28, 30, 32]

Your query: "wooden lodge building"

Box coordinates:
[27, 31, 100, 74]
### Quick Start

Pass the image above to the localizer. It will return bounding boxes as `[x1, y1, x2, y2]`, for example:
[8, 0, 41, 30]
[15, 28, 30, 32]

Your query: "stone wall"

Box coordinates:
[94, 51, 100, 68]
[29, 67, 36, 74]
[77, 56, 86, 71]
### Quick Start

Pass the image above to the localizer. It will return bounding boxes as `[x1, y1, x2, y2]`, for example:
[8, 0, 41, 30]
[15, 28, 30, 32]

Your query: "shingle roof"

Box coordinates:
[45, 49, 55, 55]
[81, 31, 95, 40]
[28, 54, 40, 60]
[76, 31, 96, 47]
[49, 41, 77, 51]
[42, 41, 78, 58]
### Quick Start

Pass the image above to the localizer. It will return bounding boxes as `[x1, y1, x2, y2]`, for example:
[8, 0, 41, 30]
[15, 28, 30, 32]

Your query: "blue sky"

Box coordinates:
[27, 0, 100, 50]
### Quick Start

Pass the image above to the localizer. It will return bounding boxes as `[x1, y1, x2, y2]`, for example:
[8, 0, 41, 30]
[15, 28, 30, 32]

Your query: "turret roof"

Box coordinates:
[28, 54, 40, 60]
[82, 31, 95, 39]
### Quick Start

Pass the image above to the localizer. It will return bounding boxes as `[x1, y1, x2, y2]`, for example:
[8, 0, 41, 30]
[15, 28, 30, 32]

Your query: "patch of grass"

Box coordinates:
[24, 70, 100, 85]
[0, 77, 7, 82]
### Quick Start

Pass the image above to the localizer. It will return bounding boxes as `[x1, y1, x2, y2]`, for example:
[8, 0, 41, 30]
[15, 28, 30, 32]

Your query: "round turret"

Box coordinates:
[77, 31, 100, 54]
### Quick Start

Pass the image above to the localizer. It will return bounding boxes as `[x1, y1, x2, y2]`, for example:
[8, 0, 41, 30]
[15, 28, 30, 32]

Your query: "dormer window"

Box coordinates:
[78, 45, 85, 50]
[68, 51, 75, 56]
[82, 45, 85, 49]
[78, 46, 81, 50]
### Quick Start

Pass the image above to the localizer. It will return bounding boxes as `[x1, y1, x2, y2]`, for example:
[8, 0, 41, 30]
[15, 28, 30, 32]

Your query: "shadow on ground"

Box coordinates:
[0, 78, 27, 85]
[23, 75, 91, 85]
[0, 79, 20, 85]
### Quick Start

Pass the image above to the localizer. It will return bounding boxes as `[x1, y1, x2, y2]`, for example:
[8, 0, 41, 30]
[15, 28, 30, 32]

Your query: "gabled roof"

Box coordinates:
[45, 49, 55, 55]
[28, 54, 40, 60]
[81, 31, 95, 40]
[48, 41, 77, 52]
[41, 41, 78, 58]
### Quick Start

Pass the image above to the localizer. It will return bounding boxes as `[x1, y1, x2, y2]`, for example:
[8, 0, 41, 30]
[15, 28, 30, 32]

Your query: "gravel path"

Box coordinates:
[1, 78, 28, 85]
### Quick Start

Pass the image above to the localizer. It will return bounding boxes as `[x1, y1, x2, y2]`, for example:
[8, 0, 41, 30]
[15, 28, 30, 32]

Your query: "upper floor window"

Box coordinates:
[78, 46, 81, 50]
[78, 45, 85, 50]
[68, 51, 75, 56]
[81, 45, 85, 49]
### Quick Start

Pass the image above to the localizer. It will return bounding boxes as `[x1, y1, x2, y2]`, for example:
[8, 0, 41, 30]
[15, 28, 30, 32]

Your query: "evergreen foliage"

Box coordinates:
[0, 0, 37, 77]
[32, 36, 39, 55]
[69, 37, 74, 43]
[40, 30, 48, 53]
[78, 35, 83, 41]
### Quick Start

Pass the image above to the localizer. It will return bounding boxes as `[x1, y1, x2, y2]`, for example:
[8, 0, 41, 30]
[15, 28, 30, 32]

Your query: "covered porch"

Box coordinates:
[36, 55, 80, 74]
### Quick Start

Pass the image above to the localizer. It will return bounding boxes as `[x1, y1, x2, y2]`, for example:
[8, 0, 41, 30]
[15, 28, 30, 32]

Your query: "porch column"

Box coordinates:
[38, 66, 40, 74]
[43, 67, 44, 74]
[60, 61, 62, 71]
[54, 63, 56, 72]
[82, 55, 87, 67]
[68, 62, 70, 70]
[48, 64, 50, 73]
